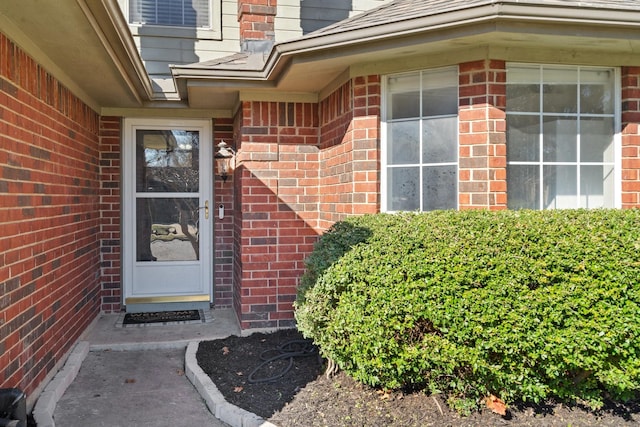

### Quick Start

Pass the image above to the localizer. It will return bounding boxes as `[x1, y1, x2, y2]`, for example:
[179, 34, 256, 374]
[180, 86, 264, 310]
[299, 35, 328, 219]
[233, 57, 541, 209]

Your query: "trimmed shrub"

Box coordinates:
[295, 209, 640, 412]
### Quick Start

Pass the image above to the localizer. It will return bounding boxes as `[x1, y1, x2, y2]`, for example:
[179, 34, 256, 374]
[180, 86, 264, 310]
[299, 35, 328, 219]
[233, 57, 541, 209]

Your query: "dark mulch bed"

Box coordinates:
[196, 329, 640, 427]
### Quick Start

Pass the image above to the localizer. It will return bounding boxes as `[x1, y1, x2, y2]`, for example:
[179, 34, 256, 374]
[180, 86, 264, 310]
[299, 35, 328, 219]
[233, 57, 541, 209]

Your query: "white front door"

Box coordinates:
[122, 118, 213, 310]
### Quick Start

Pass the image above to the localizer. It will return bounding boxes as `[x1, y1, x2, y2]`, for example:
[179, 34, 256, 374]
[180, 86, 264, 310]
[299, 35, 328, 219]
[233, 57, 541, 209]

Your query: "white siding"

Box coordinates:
[117, 0, 390, 94]
[276, 0, 391, 40]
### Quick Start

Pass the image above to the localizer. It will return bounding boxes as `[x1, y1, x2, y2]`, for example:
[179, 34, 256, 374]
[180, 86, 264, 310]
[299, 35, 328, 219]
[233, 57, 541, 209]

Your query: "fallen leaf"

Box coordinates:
[486, 394, 507, 416]
[125, 378, 136, 384]
[222, 346, 230, 355]
[176, 369, 185, 376]
[376, 389, 392, 400]
[234, 386, 244, 393]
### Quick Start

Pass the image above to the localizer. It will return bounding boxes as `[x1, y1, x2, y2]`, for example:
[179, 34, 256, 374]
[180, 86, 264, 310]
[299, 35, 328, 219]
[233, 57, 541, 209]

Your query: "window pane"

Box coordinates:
[129, 0, 209, 27]
[543, 117, 577, 162]
[387, 73, 420, 119]
[136, 197, 200, 261]
[422, 165, 457, 211]
[581, 117, 614, 163]
[136, 130, 200, 193]
[388, 167, 420, 211]
[507, 165, 539, 209]
[543, 84, 577, 113]
[580, 69, 614, 114]
[581, 165, 614, 208]
[506, 84, 540, 112]
[543, 165, 577, 209]
[507, 115, 539, 162]
[543, 68, 578, 113]
[387, 121, 419, 165]
[422, 116, 457, 163]
[422, 69, 458, 116]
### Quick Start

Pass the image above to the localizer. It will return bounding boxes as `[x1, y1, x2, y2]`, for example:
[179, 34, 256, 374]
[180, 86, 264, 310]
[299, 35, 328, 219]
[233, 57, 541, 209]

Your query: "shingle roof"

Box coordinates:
[306, 0, 640, 38]
[177, 0, 640, 72]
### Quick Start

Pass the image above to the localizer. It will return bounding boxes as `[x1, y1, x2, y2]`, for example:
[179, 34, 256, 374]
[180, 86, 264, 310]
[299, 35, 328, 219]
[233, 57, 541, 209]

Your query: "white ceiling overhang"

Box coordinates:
[173, 1, 640, 113]
[0, 0, 152, 113]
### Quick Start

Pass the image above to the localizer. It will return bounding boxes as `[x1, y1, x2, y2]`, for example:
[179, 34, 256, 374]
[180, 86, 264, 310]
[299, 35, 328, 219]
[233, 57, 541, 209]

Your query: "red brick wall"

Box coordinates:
[318, 77, 380, 229]
[0, 32, 101, 397]
[214, 118, 235, 307]
[234, 101, 320, 329]
[99, 117, 122, 312]
[458, 60, 507, 210]
[232, 77, 380, 329]
[238, 0, 276, 44]
[621, 67, 640, 208]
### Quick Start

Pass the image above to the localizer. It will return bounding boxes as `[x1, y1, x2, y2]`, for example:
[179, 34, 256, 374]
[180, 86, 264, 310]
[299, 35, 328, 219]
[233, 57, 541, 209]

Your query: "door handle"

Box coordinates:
[199, 200, 209, 219]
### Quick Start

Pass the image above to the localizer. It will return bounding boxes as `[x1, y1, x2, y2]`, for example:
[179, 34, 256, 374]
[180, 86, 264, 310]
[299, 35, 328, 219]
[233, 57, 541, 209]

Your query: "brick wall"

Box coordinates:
[0, 32, 101, 399]
[458, 60, 507, 210]
[232, 76, 381, 329]
[318, 77, 380, 228]
[238, 0, 276, 49]
[99, 117, 122, 312]
[621, 67, 640, 208]
[214, 118, 235, 307]
[233, 100, 320, 329]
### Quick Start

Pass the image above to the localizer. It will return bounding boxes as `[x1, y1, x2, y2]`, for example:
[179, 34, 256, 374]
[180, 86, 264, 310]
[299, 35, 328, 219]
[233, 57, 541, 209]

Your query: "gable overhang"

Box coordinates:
[173, 1, 640, 113]
[0, 0, 154, 113]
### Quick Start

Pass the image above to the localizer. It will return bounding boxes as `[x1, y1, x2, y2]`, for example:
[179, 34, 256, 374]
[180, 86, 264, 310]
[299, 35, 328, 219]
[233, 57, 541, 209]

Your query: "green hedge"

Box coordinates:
[295, 209, 640, 412]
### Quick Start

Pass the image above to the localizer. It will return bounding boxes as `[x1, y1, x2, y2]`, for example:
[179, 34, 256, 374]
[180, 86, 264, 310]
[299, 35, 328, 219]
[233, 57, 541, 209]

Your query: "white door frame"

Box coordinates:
[122, 118, 213, 309]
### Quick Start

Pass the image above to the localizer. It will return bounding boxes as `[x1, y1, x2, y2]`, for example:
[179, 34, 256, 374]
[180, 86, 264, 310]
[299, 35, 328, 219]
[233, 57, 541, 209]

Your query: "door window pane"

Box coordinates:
[136, 197, 200, 262]
[136, 130, 200, 193]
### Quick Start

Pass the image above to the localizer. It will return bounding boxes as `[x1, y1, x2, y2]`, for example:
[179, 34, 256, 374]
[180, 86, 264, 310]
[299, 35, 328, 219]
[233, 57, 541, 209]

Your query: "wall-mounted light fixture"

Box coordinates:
[214, 141, 236, 182]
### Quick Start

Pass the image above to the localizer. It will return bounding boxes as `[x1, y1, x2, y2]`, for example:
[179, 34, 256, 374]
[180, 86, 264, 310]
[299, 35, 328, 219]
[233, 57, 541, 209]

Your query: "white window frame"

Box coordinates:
[121, 0, 222, 40]
[505, 63, 621, 210]
[381, 66, 459, 212]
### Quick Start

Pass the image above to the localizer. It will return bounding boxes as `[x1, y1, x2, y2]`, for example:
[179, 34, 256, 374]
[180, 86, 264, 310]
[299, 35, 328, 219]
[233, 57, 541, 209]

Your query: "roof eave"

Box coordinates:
[174, 1, 640, 108]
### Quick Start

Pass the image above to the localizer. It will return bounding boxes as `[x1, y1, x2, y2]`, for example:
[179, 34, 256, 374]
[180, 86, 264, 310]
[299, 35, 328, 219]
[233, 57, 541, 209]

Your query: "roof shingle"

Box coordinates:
[306, 0, 640, 38]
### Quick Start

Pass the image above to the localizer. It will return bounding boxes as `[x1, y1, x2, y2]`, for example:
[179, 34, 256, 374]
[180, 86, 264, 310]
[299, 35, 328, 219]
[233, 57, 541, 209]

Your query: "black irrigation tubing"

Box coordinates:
[248, 339, 319, 384]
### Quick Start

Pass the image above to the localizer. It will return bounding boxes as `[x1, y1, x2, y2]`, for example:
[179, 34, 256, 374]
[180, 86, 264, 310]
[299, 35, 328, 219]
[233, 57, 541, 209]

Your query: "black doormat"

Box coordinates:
[123, 310, 201, 325]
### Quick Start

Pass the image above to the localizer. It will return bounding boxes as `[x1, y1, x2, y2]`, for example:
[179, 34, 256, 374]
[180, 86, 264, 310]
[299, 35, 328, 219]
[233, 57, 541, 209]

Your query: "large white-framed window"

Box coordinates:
[382, 67, 459, 212]
[506, 64, 620, 209]
[122, 0, 221, 39]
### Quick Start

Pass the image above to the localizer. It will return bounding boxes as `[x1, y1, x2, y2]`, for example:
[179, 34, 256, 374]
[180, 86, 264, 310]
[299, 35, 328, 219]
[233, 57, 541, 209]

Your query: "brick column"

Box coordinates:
[318, 76, 380, 229]
[213, 118, 235, 307]
[621, 67, 640, 208]
[238, 0, 276, 53]
[99, 116, 122, 312]
[233, 100, 319, 329]
[458, 60, 507, 210]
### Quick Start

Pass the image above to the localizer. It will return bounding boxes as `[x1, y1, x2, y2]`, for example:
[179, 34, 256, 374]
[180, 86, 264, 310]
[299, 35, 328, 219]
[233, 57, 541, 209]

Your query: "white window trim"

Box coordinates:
[381, 66, 460, 213]
[122, 0, 222, 41]
[506, 63, 622, 209]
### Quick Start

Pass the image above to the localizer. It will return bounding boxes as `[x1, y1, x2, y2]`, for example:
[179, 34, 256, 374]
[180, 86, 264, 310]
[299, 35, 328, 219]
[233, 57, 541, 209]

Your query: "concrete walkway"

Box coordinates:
[34, 308, 277, 427]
